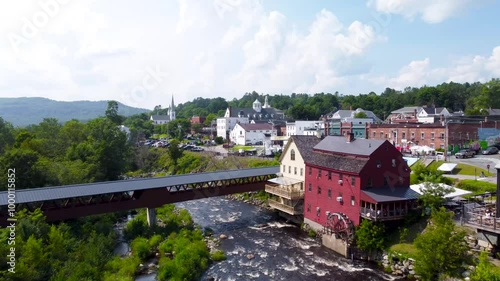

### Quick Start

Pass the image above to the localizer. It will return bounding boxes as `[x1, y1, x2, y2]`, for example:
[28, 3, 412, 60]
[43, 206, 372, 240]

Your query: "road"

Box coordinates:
[446, 153, 500, 176]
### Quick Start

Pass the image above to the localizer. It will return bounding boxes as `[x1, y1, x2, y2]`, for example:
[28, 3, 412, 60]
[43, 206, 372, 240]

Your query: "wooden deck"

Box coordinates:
[462, 212, 500, 235]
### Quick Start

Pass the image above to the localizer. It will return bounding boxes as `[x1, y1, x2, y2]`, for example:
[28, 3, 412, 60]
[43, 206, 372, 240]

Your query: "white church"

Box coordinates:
[150, 95, 176, 125]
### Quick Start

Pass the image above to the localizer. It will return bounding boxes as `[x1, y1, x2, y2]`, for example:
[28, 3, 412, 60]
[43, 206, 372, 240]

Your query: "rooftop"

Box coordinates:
[313, 136, 386, 156]
[362, 186, 420, 203]
[238, 123, 273, 131]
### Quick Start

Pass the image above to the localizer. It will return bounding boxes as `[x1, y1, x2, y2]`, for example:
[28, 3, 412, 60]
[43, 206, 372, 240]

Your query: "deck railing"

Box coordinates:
[360, 207, 408, 221]
[462, 212, 500, 233]
[268, 199, 303, 215]
[265, 184, 304, 200]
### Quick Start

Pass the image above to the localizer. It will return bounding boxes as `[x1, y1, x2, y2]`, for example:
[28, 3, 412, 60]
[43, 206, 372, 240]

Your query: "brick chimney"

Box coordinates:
[346, 132, 355, 143]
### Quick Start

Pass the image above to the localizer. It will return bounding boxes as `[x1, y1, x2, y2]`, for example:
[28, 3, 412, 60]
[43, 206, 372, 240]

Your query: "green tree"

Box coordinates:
[85, 118, 131, 181]
[470, 251, 500, 281]
[166, 139, 184, 174]
[0, 117, 15, 154]
[105, 100, 124, 124]
[355, 220, 385, 255]
[353, 111, 368, 118]
[414, 208, 469, 281]
[418, 180, 455, 214]
[214, 136, 224, 144]
[203, 113, 218, 126]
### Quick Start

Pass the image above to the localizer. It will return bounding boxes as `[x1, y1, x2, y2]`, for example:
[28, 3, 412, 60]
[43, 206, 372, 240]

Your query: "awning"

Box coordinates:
[437, 163, 457, 173]
[361, 186, 420, 203]
[410, 183, 472, 198]
[268, 177, 303, 186]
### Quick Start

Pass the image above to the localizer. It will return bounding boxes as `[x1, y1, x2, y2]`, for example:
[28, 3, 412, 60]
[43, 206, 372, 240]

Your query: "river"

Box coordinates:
[133, 197, 404, 281]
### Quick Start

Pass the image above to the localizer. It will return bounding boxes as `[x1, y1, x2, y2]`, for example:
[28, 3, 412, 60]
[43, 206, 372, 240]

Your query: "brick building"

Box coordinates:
[303, 134, 417, 231]
[190, 116, 206, 124]
[368, 119, 499, 152]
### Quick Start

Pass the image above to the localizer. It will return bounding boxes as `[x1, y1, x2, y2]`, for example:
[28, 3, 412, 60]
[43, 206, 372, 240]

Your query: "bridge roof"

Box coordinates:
[0, 167, 279, 205]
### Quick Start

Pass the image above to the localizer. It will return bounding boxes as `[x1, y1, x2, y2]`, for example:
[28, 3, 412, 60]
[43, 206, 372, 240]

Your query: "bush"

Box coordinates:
[131, 237, 151, 260]
[149, 234, 163, 250]
[214, 136, 224, 144]
[123, 218, 149, 241]
[308, 229, 317, 238]
[457, 180, 496, 194]
[211, 250, 227, 261]
[355, 220, 385, 254]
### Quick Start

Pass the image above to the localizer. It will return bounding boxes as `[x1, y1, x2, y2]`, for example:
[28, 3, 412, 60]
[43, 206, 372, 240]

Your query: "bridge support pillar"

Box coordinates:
[146, 208, 156, 227]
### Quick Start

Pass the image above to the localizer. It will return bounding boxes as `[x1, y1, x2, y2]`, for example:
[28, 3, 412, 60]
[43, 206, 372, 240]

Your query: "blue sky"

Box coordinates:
[0, 0, 499, 109]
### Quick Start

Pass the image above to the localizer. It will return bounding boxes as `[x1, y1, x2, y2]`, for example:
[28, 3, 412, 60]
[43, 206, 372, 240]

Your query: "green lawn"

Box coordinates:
[231, 145, 256, 151]
[428, 161, 493, 176]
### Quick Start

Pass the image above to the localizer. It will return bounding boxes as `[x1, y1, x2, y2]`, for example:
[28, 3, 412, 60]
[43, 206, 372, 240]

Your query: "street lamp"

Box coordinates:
[444, 119, 452, 162]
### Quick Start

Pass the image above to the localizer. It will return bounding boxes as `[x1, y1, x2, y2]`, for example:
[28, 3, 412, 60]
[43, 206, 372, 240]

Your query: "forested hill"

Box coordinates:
[0, 97, 149, 126]
[175, 79, 500, 121]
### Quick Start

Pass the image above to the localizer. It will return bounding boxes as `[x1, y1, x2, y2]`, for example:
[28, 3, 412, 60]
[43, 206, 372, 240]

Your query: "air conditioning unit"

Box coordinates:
[336, 197, 343, 202]
[338, 180, 343, 185]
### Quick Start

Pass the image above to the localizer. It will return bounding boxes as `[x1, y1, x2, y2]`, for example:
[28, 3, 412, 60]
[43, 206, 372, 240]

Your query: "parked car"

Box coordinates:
[455, 149, 475, 158]
[482, 146, 499, 155]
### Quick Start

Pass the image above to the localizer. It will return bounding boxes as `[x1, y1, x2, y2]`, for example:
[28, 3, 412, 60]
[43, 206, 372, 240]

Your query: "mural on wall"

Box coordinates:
[478, 128, 500, 149]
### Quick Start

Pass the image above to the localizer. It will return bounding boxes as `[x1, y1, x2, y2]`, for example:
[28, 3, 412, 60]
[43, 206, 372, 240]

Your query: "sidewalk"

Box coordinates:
[444, 174, 498, 184]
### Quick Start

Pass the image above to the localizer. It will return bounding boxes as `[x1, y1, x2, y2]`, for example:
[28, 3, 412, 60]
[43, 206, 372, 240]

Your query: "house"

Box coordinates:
[303, 134, 417, 232]
[286, 120, 324, 136]
[229, 123, 276, 145]
[417, 107, 451, 123]
[216, 96, 285, 139]
[386, 106, 420, 123]
[190, 116, 206, 124]
[265, 135, 322, 222]
[387, 106, 452, 124]
[325, 108, 382, 123]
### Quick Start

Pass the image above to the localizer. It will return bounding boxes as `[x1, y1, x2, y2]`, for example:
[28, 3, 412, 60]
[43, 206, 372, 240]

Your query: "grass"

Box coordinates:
[231, 145, 256, 151]
[427, 161, 492, 176]
[389, 243, 418, 259]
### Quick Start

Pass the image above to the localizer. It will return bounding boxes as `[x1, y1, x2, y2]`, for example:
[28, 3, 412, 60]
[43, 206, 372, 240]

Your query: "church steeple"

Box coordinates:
[263, 95, 270, 108]
[169, 94, 176, 120]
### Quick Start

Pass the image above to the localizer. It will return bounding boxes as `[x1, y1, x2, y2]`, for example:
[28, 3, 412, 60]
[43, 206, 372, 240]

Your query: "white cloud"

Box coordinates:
[367, 0, 486, 23]
[371, 46, 500, 89]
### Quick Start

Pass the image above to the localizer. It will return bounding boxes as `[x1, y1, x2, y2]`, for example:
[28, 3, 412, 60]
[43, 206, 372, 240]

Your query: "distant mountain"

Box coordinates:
[0, 97, 150, 127]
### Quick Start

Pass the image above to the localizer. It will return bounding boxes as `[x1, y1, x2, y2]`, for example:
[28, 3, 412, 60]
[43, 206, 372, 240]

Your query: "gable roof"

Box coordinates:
[228, 107, 284, 118]
[278, 135, 322, 162]
[313, 136, 386, 156]
[420, 107, 448, 115]
[151, 115, 171, 121]
[328, 108, 382, 122]
[391, 107, 420, 114]
[238, 123, 273, 131]
[488, 109, 500, 115]
[306, 153, 369, 174]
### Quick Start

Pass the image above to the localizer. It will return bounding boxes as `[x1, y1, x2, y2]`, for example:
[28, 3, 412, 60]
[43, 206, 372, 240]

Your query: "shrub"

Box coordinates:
[211, 250, 227, 262]
[123, 218, 149, 241]
[308, 229, 317, 238]
[131, 237, 151, 260]
[149, 234, 163, 250]
[457, 180, 496, 194]
[355, 220, 385, 254]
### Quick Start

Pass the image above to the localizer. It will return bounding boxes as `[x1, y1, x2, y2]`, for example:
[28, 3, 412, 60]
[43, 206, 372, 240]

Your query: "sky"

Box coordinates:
[0, 0, 499, 110]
